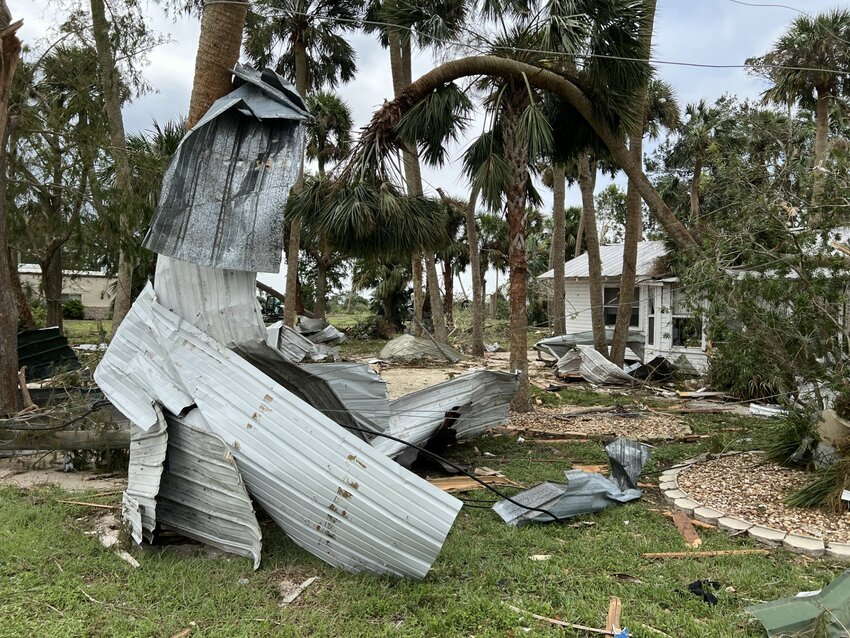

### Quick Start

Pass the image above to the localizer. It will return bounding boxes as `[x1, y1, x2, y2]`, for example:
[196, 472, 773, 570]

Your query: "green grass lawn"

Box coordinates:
[1, 410, 845, 638]
[63, 320, 111, 346]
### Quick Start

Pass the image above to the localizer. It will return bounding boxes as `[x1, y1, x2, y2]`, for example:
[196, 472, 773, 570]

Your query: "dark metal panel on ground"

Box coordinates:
[17, 328, 80, 381]
[158, 409, 262, 569]
[143, 64, 308, 272]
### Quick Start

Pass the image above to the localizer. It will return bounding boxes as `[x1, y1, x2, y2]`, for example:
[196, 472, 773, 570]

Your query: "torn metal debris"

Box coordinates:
[296, 316, 346, 345]
[576, 345, 635, 385]
[378, 333, 464, 363]
[143, 64, 308, 272]
[17, 327, 80, 381]
[605, 437, 653, 491]
[534, 330, 645, 361]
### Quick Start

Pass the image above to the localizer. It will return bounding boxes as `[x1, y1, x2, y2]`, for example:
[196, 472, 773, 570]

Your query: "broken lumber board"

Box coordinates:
[428, 475, 521, 493]
[605, 597, 622, 633]
[57, 500, 121, 510]
[642, 550, 770, 559]
[660, 511, 715, 530]
[505, 604, 614, 636]
[671, 511, 703, 548]
[0, 430, 129, 451]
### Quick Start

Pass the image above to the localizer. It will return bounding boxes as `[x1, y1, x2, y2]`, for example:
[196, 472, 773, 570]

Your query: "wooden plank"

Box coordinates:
[428, 475, 521, 493]
[605, 597, 622, 633]
[661, 511, 715, 529]
[671, 511, 703, 548]
[505, 604, 614, 636]
[57, 500, 120, 510]
[642, 550, 770, 559]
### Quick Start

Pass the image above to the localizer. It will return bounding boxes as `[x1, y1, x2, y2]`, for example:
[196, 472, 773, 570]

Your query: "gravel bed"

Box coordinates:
[678, 452, 850, 543]
[509, 407, 691, 441]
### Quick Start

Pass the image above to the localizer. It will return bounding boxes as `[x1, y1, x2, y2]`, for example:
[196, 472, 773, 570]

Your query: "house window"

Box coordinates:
[646, 287, 660, 346]
[60, 293, 81, 302]
[603, 287, 639, 327]
[671, 287, 703, 348]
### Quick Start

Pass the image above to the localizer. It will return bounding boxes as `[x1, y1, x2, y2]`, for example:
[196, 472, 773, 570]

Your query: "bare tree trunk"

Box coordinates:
[690, 154, 702, 225]
[284, 40, 309, 328]
[610, 0, 656, 367]
[551, 164, 566, 335]
[578, 155, 607, 357]
[442, 257, 453, 328]
[8, 249, 34, 329]
[186, 0, 248, 129]
[503, 90, 531, 412]
[424, 254, 447, 342]
[90, 0, 135, 335]
[314, 246, 331, 320]
[42, 250, 63, 332]
[0, 16, 21, 416]
[811, 88, 830, 215]
[465, 186, 484, 356]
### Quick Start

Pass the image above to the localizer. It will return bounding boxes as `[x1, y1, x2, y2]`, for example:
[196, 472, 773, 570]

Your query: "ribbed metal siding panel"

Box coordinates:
[97, 286, 462, 578]
[125, 404, 168, 542]
[374, 371, 517, 457]
[155, 256, 266, 348]
[300, 363, 390, 433]
[158, 410, 262, 569]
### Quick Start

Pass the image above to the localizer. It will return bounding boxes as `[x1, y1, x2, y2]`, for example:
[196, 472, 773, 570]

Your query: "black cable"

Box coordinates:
[345, 423, 565, 522]
[0, 400, 111, 431]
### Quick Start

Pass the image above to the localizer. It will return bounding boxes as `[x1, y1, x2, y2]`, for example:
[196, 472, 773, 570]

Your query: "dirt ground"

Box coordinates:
[0, 456, 126, 492]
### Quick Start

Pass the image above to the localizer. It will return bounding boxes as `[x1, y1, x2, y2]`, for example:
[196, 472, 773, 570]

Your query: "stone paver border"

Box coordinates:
[661, 452, 849, 561]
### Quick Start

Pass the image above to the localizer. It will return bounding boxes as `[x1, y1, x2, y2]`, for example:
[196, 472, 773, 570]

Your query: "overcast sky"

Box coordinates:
[14, 0, 841, 293]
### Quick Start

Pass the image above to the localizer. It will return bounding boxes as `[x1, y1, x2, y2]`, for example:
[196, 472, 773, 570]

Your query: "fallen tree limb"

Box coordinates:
[0, 429, 129, 451]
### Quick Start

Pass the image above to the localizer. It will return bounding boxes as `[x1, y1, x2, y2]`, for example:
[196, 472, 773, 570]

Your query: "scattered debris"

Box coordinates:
[605, 437, 652, 491]
[642, 550, 770, 559]
[528, 554, 552, 561]
[378, 333, 464, 363]
[58, 499, 120, 510]
[484, 342, 501, 353]
[278, 576, 319, 605]
[606, 596, 623, 634]
[506, 603, 627, 637]
[671, 511, 703, 548]
[576, 345, 635, 385]
[534, 330, 644, 361]
[295, 316, 346, 345]
[660, 511, 715, 530]
[168, 622, 197, 638]
[428, 472, 522, 493]
[747, 570, 850, 637]
[749, 403, 788, 418]
[266, 321, 334, 362]
[685, 579, 720, 605]
[492, 471, 642, 526]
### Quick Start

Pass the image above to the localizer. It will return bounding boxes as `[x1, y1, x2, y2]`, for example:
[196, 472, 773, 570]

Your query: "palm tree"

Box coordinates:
[304, 91, 353, 318]
[746, 9, 850, 209]
[244, 0, 362, 326]
[365, 0, 468, 342]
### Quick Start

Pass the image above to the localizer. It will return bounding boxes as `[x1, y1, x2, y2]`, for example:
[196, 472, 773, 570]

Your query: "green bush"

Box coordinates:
[62, 299, 85, 320]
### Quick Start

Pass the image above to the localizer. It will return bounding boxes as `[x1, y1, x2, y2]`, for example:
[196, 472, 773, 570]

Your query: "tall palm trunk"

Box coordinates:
[442, 257, 453, 328]
[550, 164, 566, 335]
[811, 88, 830, 214]
[578, 154, 607, 357]
[503, 89, 531, 412]
[465, 186, 484, 356]
[424, 253, 447, 341]
[690, 154, 702, 224]
[574, 206, 585, 258]
[187, 0, 248, 129]
[90, 0, 135, 336]
[314, 244, 331, 319]
[284, 40, 309, 327]
[0, 14, 21, 416]
[610, 0, 656, 366]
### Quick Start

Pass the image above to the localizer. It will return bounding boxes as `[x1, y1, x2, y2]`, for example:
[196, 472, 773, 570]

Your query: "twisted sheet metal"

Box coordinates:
[373, 371, 518, 458]
[143, 66, 308, 272]
[158, 410, 262, 569]
[96, 285, 462, 578]
[300, 363, 390, 434]
[125, 404, 168, 543]
[155, 256, 266, 348]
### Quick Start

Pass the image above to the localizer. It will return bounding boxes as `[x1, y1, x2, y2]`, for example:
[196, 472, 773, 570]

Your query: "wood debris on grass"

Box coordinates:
[679, 452, 850, 542]
[642, 549, 770, 559]
[671, 511, 703, 548]
[509, 407, 691, 441]
[427, 467, 523, 493]
[505, 603, 616, 636]
[278, 576, 319, 605]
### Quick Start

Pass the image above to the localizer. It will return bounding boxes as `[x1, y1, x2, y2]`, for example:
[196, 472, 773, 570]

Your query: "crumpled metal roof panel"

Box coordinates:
[125, 405, 168, 543]
[97, 285, 462, 578]
[374, 371, 517, 457]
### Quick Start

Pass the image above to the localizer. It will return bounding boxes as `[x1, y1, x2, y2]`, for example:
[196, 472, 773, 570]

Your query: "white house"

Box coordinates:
[538, 241, 708, 374]
[18, 264, 116, 320]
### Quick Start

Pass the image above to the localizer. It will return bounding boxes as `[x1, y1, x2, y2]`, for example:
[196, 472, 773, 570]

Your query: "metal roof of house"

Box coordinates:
[538, 240, 669, 281]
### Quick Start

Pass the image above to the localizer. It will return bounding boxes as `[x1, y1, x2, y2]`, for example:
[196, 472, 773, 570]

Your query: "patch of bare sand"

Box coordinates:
[0, 456, 126, 492]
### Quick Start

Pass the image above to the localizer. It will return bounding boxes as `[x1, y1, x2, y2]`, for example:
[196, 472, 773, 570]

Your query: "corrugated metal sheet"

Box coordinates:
[17, 328, 80, 381]
[266, 321, 330, 362]
[158, 409, 263, 569]
[300, 363, 390, 434]
[155, 256, 266, 348]
[378, 334, 464, 363]
[538, 240, 668, 281]
[125, 404, 168, 543]
[604, 437, 652, 491]
[96, 285, 462, 578]
[305, 324, 346, 345]
[373, 371, 517, 458]
[576, 345, 635, 385]
[534, 329, 645, 360]
[143, 65, 308, 272]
